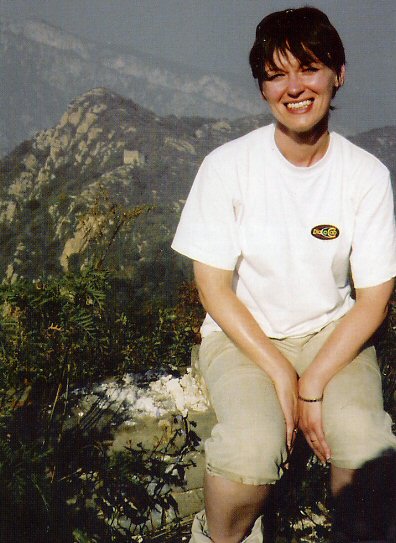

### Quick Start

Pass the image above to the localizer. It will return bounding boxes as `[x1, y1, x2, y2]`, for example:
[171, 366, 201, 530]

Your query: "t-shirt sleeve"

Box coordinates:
[350, 165, 396, 288]
[171, 155, 241, 270]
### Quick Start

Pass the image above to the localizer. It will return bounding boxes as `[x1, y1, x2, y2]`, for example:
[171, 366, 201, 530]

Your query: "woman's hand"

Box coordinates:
[298, 400, 331, 464]
[298, 376, 331, 463]
[273, 365, 299, 452]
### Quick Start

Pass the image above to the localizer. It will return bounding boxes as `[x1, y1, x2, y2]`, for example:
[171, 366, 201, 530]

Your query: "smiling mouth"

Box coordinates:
[286, 99, 314, 110]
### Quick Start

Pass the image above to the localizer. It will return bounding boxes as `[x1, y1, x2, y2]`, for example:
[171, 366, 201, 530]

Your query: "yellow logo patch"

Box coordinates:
[311, 225, 340, 240]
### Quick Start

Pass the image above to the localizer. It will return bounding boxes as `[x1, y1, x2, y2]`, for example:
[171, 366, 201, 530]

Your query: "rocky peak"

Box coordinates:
[1, 16, 91, 59]
[0, 16, 262, 156]
[351, 126, 396, 191]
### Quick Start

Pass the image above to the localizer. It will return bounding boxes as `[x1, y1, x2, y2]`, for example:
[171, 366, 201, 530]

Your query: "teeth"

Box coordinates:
[287, 99, 313, 110]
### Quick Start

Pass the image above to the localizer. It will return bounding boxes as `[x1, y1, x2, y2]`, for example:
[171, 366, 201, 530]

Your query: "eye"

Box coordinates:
[302, 65, 319, 73]
[265, 73, 284, 81]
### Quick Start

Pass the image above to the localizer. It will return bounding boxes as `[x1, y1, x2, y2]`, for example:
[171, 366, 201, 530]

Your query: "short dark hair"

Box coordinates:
[249, 7, 345, 89]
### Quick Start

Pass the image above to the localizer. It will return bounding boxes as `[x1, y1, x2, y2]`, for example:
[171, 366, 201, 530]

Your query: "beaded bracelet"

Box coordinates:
[298, 394, 323, 403]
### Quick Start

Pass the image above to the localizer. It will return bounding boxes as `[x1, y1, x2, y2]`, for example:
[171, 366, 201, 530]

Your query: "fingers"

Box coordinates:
[291, 426, 299, 450]
[316, 428, 331, 463]
[274, 382, 298, 452]
[286, 417, 298, 451]
[298, 403, 331, 464]
[284, 400, 299, 451]
[306, 428, 331, 464]
[272, 371, 299, 454]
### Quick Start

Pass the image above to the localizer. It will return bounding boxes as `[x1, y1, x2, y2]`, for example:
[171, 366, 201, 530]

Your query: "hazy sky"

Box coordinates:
[0, 0, 395, 132]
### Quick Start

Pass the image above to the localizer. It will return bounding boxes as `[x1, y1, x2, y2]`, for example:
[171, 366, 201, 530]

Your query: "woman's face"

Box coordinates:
[260, 49, 344, 137]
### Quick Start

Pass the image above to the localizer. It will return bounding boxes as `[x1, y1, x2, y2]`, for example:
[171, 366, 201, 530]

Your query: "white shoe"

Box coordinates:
[241, 515, 264, 542]
[189, 510, 211, 542]
[189, 510, 264, 542]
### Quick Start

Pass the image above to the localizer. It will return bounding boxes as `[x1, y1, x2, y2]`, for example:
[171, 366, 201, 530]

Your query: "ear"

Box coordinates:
[335, 64, 346, 88]
[260, 87, 267, 102]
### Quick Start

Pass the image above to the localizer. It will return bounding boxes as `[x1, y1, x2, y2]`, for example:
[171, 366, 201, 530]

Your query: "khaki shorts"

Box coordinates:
[198, 320, 396, 485]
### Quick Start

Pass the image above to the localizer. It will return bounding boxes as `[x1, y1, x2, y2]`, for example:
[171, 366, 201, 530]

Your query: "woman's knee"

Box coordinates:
[325, 407, 396, 468]
[205, 423, 286, 484]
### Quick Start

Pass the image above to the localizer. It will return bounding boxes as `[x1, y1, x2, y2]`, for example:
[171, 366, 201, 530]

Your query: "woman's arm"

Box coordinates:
[298, 278, 394, 462]
[194, 260, 299, 449]
[299, 279, 394, 396]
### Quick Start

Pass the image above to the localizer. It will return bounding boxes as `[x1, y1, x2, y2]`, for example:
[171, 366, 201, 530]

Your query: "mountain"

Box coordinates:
[0, 87, 271, 307]
[0, 16, 262, 157]
[0, 88, 394, 300]
[350, 126, 396, 192]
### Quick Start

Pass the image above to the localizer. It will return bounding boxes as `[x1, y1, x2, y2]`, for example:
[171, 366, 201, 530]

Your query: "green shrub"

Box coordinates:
[0, 400, 199, 543]
[0, 267, 202, 542]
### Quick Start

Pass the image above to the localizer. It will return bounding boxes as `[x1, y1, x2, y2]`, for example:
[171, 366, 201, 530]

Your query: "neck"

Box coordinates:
[274, 116, 330, 167]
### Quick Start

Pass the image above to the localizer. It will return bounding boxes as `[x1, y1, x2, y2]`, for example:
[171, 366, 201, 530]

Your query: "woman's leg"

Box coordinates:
[300, 325, 396, 539]
[196, 332, 291, 541]
[298, 323, 396, 473]
[330, 465, 355, 496]
[321, 344, 396, 471]
[204, 473, 271, 543]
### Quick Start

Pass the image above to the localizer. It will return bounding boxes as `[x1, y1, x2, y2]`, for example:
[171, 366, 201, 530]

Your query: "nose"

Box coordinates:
[286, 73, 304, 97]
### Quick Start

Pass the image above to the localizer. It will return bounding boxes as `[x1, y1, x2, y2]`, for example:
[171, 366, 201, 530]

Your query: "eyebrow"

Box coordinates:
[264, 58, 321, 74]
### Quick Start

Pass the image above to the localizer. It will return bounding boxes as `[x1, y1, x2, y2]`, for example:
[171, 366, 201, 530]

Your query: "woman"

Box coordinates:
[172, 7, 396, 543]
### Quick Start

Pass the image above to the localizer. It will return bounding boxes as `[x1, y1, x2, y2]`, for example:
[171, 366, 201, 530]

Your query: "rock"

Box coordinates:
[71, 368, 216, 521]
[110, 407, 215, 520]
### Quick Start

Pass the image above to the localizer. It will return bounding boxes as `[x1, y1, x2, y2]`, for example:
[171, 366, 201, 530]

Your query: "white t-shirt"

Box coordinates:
[172, 124, 396, 339]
